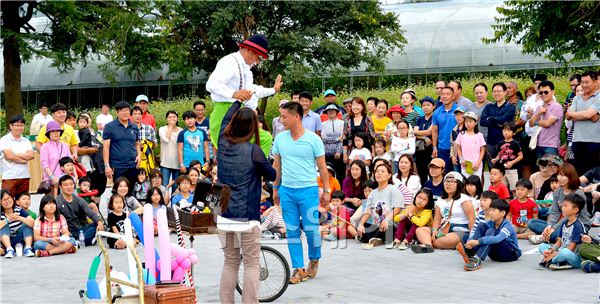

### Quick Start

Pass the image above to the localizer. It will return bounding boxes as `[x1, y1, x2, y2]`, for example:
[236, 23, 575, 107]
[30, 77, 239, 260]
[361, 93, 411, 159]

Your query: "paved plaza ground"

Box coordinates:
[0, 194, 598, 303]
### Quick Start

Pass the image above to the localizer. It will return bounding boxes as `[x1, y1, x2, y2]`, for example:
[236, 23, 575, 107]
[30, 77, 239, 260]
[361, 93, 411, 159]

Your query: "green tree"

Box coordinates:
[169, 0, 406, 112]
[485, 1, 600, 64]
[1, 1, 184, 123]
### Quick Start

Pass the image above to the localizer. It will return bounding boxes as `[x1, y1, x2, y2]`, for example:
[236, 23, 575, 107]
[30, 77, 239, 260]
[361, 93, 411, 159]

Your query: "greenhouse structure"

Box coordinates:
[1, 0, 598, 109]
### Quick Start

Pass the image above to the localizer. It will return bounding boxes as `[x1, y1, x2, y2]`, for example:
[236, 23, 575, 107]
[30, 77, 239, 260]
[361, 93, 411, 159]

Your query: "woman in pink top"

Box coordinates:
[40, 121, 72, 186]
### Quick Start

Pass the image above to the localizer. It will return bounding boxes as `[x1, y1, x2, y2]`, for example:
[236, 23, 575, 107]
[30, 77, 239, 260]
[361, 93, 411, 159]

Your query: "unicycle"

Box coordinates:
[236, 245, 290, 302]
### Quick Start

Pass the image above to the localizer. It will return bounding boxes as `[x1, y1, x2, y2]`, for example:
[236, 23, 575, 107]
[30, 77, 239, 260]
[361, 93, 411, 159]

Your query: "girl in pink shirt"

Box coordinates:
[456, 112, 486, 179]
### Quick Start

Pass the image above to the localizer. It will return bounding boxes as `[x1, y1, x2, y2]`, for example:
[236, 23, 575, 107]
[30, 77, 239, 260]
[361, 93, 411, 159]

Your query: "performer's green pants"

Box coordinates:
[210, 102, 273, 157]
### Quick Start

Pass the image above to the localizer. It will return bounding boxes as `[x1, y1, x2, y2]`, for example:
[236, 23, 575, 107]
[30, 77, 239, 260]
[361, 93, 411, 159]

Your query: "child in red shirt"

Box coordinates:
[322, 191, 356, 240]
[508, 179, 538, 239]
[489, 164, 510, 200]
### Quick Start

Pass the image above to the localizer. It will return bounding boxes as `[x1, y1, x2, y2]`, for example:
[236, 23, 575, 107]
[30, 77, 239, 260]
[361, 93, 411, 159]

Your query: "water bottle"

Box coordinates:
[15, 243, 23, 257]
[79, 230, 86, 248]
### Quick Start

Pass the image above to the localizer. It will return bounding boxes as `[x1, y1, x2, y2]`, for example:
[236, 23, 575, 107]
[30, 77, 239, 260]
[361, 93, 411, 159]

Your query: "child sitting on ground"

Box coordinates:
[357, 162, 404, 248]
[466, 191, 499, 243]
[489, 164, 510, 200]
[580, 232, 600, 273]
[349, 179, 377, 228]
[456, 199, 521, 271]
[321, 191, 356, 241]
[464, 175, 483, 213]
[16, 193, 36, 220]
[149, 169, 171, 203]
[146, 187, 167, 236]
[260, 198, 286, 239]
[537, 193, 586, 270]
[76, 176, 100, 214]
[107, 194, 128, 249]
[133, 169, 150, 203]
[33, 195, 76, 257]
[171, 175, 193, 207]
[391, 188, 434, 250]
[508, 179, 538, 239]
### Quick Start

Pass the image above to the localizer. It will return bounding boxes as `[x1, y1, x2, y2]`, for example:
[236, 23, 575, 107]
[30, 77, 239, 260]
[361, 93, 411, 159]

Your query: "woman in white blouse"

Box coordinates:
[412, 172, 474, 253]
[158, 111, 182, 190]
[393, 154, 421, 199]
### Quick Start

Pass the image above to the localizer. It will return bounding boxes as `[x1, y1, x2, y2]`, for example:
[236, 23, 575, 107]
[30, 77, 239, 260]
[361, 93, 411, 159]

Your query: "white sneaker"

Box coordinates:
[5, 248, 15, 259]
[592, 212, 600, 227]
[528, 235, 545, 245]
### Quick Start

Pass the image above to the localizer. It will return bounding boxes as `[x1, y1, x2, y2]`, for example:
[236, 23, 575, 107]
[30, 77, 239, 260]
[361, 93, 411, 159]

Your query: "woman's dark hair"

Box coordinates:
[0, 190, 14, 212]
[165, 110, 179, 126]
[373, 162, 394, 185]
[112, 177, 130, 195]
[223, 107, 260, 146]
[349, 159, 368, 187]
[414, 187, 435, 210]
[396, 154, 417, 181]
[39, 195, 59, 223]
[350, 97, 367, 118]
[464, 175, 483, 199]
[558, 163, 580, 191]
[188, 160, 201, 169]
[371, 158, 391, 175]
[441, 178, 464, 200]
[257, 114, 271, 132]
[146, 187, 166, 206]
[108, 194, 125, 211]
[9, 115, 26, 125]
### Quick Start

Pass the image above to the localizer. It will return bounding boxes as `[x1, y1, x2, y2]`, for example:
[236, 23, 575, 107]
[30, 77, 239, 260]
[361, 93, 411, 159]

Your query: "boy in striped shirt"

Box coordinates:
[457, 199, 521, 271]
[466, 190, 498, 242]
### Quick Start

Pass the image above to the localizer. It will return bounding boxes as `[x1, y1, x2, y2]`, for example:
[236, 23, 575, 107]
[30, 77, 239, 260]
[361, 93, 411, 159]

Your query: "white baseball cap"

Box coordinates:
[135, 94, 149, 103]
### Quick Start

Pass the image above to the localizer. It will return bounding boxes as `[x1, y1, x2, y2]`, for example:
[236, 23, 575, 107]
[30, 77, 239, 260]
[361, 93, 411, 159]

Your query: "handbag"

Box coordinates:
[437, 199, 455, 237]
[37, 143, 63, 194]
[529, 126, 541, 150]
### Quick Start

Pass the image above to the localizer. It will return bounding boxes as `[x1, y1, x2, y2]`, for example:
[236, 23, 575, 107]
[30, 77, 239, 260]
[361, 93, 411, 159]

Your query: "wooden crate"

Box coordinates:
[167, 180, 230, 233]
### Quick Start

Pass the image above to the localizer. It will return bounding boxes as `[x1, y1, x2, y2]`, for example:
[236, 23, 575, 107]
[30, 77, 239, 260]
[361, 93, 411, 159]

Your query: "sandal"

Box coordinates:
[410, 244, 434, 254]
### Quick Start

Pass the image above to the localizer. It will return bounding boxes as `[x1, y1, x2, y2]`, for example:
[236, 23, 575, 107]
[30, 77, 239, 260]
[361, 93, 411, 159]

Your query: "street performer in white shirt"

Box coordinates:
[206, 33, 283, 156]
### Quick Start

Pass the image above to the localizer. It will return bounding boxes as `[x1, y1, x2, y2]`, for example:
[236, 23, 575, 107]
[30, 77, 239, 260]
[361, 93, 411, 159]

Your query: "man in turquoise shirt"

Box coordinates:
[273, 102, 330, 285]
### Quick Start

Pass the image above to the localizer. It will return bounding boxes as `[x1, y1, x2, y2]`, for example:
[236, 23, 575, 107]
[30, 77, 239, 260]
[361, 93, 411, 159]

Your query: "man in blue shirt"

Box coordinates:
[103, 101, 140, 188]
[299, 91, 323, 135]
[432, 86, 457, 173]
[273, 101, 330, 285]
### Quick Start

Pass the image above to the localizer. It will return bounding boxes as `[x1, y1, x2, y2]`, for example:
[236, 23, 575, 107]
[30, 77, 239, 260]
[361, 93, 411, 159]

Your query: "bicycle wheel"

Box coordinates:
[236, 245, 290, 302]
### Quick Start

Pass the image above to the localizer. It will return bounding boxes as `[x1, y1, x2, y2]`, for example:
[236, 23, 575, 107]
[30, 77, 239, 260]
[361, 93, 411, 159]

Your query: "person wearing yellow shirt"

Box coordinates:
[371, 100, 392, 136]
[35, 103, 79, 160]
